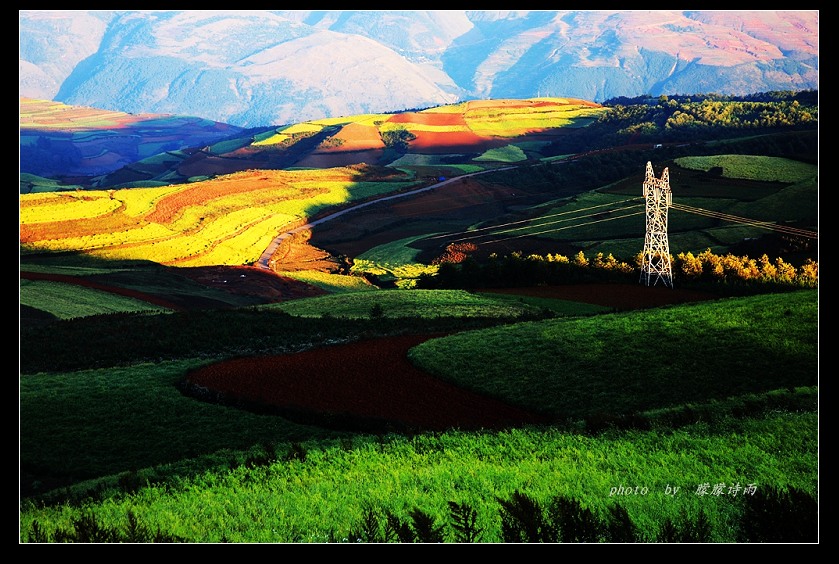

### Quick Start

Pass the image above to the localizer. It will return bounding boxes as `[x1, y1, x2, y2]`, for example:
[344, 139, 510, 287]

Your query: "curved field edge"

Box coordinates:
[263, 289, 541, 319]
[407, 290, 818, 418]
[20, 278, 173, 318]
[19, 410, 817, 543]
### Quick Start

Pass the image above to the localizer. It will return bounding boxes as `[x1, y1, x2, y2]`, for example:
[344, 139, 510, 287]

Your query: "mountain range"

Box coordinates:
[19, 10, 818, 128]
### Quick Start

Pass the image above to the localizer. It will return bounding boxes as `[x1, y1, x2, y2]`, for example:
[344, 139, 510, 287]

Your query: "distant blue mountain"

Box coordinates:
[19, 10, 818, 128]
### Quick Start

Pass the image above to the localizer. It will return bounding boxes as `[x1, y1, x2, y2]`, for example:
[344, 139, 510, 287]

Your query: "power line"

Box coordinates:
[480, 210, 646, 245]
[671, 203, 818, 239]
[428, 197, 644, 242]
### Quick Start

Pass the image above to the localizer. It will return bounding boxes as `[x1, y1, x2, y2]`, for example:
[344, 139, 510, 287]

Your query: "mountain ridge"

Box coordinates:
[19, 10, 818, 127]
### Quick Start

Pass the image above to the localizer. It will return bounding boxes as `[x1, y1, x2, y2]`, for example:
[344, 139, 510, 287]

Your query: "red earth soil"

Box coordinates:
[319, 122, 385, 152]
[407, 130, 510, 154]
[294, 150, 386, 169]
[184, 283, 718, 431]
[184, 333, 553, 432]
[386, 112, 468, 126]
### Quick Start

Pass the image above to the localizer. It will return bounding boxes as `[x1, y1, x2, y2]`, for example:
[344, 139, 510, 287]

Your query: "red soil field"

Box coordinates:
[407, 130, 511, 154]
[183, 282, 717, 431]
[386, 112, 468, 126]
[184, 333, 553, 432]
[319, 122, 385, 152]
[24, 259, 717, 431]
[174, 265, 327, 301]
[294, 150, 386, 169]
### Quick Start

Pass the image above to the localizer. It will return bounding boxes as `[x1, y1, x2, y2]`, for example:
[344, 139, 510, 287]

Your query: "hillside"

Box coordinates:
[19, 97, 246, 181]
[20, 97, 604, 189]
[20, 94, 818, 306]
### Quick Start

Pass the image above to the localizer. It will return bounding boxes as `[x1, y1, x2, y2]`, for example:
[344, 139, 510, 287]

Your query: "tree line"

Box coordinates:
[545, 90, 818, 156]
[419, 248, 818, 291]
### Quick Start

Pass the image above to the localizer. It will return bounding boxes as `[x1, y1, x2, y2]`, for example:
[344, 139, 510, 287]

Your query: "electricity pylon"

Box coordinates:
[639, 161, 673, 288]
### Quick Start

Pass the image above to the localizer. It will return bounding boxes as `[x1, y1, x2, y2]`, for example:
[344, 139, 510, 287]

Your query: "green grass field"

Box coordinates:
[19, 410, 817, 543]
[265, 289, 556, 319]
[674, 155, 817, 183]
[408, 290, 817, 418]
[20, 279, 170, 318]
[20, 173, 82, 194]
[19, 290, 817, 542]
[474, 145, 528, 163]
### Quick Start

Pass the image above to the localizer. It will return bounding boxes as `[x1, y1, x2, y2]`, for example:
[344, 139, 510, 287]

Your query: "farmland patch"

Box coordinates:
[183, 334, 551, 432]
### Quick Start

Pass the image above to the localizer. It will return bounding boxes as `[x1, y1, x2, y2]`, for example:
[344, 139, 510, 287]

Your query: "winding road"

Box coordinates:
[256, 165, 517, 270]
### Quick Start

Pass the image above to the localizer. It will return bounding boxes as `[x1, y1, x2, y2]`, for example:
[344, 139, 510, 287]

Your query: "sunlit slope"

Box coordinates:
[155, 98, 605, 178]
[262, 98, 604, 154]
[21, 97, 154, 129]
[20, 165, 419, 267]
[22, 97, 606, 190]
[307, 97, 604, 152]
[20, 279, 171, 319]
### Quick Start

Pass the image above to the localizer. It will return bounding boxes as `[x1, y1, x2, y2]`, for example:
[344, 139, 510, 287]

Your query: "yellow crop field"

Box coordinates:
[177, 215, 298, 267]
[20, 194, 122, 223]
[27, 223, 177, 254]
[117, 185, 182, 216]
[20, 167, 417, 267]
[279, 270, 378, 293]
[252, 133, 290, 146]
[279, 123, 324, 134]
[19, 98, 131, 129]
[465, 105, 605, 136]
[420, 102, 469, 114]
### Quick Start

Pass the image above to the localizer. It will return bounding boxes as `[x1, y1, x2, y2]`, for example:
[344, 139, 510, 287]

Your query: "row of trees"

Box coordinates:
[544, 90, 818, 155]
[604, 98, 817, 132]
[675, 248, 817, 285]
[418, 248, 818, 290]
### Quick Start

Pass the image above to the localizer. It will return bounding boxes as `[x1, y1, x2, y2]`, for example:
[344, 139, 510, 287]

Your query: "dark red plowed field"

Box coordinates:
[183, 283, 715, 431]
[185, 333, 553, 432]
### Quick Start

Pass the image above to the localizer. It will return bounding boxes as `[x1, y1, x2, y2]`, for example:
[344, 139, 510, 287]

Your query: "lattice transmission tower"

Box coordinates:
[639, 161, 673, 288]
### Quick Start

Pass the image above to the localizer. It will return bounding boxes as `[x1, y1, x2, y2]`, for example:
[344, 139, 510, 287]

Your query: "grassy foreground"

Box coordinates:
[19, 411, 816, 543]
[19, 290, 817, 542]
